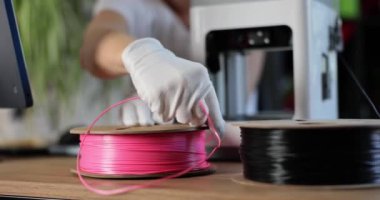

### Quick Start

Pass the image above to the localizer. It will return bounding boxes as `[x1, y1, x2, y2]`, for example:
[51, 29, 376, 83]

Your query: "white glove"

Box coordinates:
[122, 95, 173, 127]
[121, 78, 170, 127]
[122, 38, 225, 135]
[121, 96, 154, 127]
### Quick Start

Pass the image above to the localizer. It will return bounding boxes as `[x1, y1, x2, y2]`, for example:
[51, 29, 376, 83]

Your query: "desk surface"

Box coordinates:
[0, 157, 380, 200]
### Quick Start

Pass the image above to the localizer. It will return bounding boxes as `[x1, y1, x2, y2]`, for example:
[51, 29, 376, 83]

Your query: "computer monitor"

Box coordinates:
[0, 0, 32, 108]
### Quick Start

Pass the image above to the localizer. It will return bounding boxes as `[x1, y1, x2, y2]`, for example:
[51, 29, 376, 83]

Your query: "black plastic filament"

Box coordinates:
[240, 127, 380, 185]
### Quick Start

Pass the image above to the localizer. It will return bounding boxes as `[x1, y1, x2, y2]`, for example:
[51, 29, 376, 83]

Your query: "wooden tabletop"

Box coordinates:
[0, 157, 380, 200]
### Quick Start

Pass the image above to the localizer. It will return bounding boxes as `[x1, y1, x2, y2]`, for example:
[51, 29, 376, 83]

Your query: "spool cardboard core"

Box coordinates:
[233, 119, 380, 129]
[70, 124, 208, 135]
[71, 167, 215, 179]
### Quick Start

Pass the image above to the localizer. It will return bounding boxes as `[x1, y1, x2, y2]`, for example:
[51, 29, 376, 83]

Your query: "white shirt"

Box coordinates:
[94, 0, 190, 59]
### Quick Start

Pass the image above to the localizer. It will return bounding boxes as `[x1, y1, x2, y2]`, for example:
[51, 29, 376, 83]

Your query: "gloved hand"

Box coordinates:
[122, 38, 225, 135]
[121, 79, 171, 127]
[121, 96, 155, 127]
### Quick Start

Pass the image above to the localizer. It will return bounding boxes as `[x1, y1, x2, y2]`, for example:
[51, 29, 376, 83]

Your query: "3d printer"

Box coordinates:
[191, 0, 342, 120]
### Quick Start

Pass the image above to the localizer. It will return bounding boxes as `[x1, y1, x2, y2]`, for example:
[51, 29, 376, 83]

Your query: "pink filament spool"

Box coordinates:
[73, 96, 221, 195]
[78, 130, 212, 178]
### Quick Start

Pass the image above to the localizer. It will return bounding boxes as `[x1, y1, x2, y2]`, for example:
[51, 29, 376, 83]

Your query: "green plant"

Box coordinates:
[13, 0, 91, 101]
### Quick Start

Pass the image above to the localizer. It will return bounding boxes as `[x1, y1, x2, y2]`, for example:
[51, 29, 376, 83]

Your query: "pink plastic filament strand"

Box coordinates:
[76, 96, 221, 195]
[79, 131, 210, 175]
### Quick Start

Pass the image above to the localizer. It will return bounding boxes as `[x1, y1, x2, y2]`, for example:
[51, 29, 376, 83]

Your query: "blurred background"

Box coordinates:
[0, 0, 379, 149]
[339, 0, 380, 118]
[0, 0, 132, 149]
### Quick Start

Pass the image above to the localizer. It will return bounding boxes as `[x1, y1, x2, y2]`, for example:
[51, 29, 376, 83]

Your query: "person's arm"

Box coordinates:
[81, 4, 225, 136]
[80, 11, 135, 79]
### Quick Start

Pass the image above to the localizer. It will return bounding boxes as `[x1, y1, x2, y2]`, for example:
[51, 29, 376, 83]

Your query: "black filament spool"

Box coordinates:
[240, 127, 380, 186]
